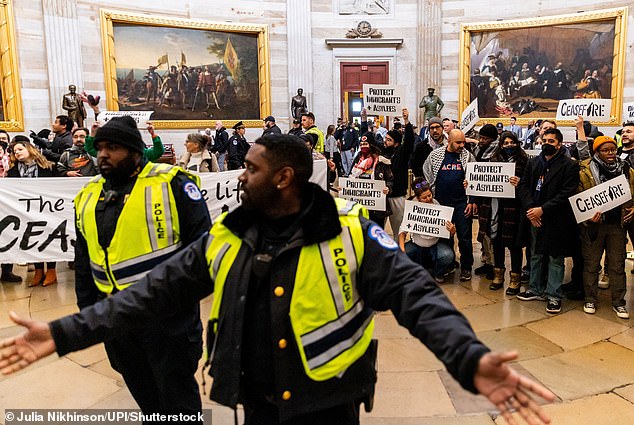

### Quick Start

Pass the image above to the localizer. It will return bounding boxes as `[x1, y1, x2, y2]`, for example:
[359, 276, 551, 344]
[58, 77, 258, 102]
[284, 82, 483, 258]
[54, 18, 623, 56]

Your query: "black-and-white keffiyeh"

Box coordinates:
[591, 153, 623, 184]
[17, 161, 38, 178]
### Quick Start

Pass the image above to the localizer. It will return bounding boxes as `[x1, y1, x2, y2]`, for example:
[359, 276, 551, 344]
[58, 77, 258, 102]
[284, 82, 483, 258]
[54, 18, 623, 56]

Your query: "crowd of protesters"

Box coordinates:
[2, 104, 634, 320]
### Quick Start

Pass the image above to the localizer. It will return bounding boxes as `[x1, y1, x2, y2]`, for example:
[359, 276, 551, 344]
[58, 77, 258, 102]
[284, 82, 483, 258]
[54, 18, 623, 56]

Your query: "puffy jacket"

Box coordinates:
[50, 184, 489, 421]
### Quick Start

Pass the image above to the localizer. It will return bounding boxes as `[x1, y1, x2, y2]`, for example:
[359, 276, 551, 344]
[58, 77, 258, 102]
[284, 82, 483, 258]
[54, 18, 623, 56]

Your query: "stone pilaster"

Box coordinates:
[42, 0, 83, 118]
[286, 0, 313, 117]
[417, 0, 442, 123]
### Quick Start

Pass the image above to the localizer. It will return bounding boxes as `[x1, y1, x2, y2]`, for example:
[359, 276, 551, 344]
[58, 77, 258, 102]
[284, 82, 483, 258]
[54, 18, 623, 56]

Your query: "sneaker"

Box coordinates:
[613, 305, 630, 319]
[459, 270, 472, 281]
[444, 266, 456, 276]
[433, 274, 445, 284]
[583, 302, 596, 314]
[546, 299, 562, 314]
[520, 271, 530, 285]
[474, 264, 493, 276]
[598, 273, 609, 289]
[516, 290, 546, 301]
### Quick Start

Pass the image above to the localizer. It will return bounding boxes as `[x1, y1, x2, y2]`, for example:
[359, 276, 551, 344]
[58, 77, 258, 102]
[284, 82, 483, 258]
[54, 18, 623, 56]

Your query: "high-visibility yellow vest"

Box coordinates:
[74, 162, 199, 293]
[207, 198, 373, 381]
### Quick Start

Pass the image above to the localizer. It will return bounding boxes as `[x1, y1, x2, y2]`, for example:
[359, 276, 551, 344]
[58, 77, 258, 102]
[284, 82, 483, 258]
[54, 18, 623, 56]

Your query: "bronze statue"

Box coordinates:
[62, 85, 87, 128]
[290, 88, 308, 120]
[419, 87, 444, 122]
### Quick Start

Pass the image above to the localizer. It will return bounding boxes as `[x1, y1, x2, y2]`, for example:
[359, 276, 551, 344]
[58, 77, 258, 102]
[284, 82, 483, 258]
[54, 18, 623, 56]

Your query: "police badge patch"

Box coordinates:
[368, 223, 398, 250]
[183, 182, 203, 201]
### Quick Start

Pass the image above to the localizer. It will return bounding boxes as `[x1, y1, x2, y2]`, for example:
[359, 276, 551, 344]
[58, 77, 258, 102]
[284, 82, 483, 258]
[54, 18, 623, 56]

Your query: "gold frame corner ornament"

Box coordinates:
[458, 7, 628, 127]
[0, 0, 24, 131]
[99, 9, 271, 129]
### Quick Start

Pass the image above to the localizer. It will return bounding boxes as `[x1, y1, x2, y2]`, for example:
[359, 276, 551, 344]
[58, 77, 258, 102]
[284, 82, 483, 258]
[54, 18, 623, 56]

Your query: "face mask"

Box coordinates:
[503, 147, 517, 156]
[360, 147, 370, 155]
[542, 143, 558, 156]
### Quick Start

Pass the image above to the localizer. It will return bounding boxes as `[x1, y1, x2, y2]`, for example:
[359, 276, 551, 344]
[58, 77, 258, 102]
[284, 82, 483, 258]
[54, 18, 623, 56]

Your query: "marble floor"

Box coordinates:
[2, 257, 634, 425]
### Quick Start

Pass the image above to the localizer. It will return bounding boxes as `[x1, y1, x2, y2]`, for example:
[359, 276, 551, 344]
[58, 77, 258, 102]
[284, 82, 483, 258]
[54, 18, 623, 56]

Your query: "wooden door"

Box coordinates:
[340, 62, 389, 122]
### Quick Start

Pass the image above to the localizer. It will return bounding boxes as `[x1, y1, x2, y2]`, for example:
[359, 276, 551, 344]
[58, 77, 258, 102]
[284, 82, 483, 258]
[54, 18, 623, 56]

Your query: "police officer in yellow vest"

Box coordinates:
[0, 135, 554, 425]
[72, 116, 211, 421]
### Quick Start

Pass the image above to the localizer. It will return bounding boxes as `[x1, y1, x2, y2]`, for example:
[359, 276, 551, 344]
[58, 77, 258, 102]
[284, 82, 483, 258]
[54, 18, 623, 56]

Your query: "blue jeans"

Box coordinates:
[405, 240, 455, 278]
[216, 152, 226, 171]
[529, 226, 564, 300]
[450, 201, 473, 271]
[341, 149, 354, 176]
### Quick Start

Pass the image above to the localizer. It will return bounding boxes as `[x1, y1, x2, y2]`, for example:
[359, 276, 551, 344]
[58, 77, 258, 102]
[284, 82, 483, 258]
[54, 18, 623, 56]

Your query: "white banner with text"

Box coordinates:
[555, 98, 612, 122]
[400, 201, 454, 239]
[0, 160, 327, 262]
[568, 174, 631, 223]
[338, 178, 386, 211]
[362, 84, 405, 116]
[465, 162, 516, 198]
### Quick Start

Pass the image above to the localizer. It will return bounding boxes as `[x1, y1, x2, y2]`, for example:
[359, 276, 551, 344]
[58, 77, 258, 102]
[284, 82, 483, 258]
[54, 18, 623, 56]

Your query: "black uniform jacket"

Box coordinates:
[73, 167, 212, 338]
[51, 184, 489, 421]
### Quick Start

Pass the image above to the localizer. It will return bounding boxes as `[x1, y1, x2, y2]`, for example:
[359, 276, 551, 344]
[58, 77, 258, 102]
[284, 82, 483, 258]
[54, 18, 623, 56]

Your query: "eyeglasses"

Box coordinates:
[598, 148, 617, 154]
[429, 125, 442, 130]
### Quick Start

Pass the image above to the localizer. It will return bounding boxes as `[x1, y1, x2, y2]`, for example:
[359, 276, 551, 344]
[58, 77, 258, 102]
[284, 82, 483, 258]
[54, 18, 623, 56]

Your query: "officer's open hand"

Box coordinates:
[0, 312, 56, 375]
[475, 351, 555, 424]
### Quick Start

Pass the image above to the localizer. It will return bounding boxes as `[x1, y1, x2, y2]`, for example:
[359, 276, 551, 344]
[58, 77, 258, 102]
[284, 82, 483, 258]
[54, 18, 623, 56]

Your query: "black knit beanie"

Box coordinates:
[94, 116, 145, 154]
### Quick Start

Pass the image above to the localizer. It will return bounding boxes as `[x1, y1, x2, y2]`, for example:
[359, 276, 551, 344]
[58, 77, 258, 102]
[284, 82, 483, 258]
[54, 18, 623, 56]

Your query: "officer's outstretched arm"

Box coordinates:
[2, 233, 214, 366]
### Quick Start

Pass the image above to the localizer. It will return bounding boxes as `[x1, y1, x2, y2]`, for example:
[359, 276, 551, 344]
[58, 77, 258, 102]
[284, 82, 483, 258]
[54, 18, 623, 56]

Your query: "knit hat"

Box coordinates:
[387, 129, 402, 145]
[94, 116, 145, 154]
[428, 117, 442, 128]
[479, 124, 498, 140]
[593, 135, 617, 152]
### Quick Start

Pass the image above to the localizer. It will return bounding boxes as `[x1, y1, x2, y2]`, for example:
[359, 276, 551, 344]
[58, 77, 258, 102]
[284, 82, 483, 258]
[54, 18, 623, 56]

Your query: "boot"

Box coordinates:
[42, 268, 57, 287]
[29, 269, 44, 287]
[489, 267, 505, 290]
[506, 272, 521, 296]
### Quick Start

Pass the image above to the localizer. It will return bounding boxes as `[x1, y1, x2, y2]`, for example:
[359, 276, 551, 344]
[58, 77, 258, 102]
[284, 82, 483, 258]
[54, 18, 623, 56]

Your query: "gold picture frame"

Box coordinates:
[0, 0, 24, 131]
[100, 9, 271, 129]
[459, 7, 628, 126]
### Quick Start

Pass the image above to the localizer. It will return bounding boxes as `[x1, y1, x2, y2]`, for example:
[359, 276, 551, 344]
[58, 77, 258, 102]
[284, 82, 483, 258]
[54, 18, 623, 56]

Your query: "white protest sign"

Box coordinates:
[623, 102, 634, 123]
[362, 84, 405, 116]
[338, 178, 386, 211]
[556, 98, 612, 122]
[100, 111, 155, 127]
[0, 160, 328, 262]
[400, 201, 454, 239]
[460, 98, 479, 133]
[465, 162, 516, 198]
[524, 149, 540, 158]
[568, 174, 631, 223]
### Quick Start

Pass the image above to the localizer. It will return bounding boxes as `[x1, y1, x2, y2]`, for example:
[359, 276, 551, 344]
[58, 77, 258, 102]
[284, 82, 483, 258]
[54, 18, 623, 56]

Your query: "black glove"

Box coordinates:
[30, 132, 48, 149]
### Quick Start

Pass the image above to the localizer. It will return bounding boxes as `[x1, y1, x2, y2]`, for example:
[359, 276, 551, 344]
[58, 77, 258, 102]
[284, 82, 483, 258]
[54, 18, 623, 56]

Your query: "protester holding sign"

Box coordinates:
[577, 135, 634, 319]
[398, 178, 456, 283]
[86, 121, 165, 162]
[6, 136, 60, 287]
[349, 132, 393, 226]
[476, 132, 528, 295]
[516, 128, 580, 314]
[423, 129, 477, 281]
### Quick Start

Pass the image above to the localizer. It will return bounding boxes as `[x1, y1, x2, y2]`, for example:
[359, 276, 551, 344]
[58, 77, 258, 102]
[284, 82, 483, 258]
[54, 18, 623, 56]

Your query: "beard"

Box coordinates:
[98, 155, 139, 182]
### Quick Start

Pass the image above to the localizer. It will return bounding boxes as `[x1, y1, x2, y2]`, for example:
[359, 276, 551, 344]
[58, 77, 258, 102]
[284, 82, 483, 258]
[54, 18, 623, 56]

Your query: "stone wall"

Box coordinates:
[8, 1, 634, 147]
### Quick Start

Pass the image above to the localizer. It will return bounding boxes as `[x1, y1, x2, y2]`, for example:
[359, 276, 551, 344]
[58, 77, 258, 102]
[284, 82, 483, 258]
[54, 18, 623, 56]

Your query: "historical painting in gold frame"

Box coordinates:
[0, 0, 24, 131]
[459, 7, 628, 126]
[100, 10, 271, 129]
